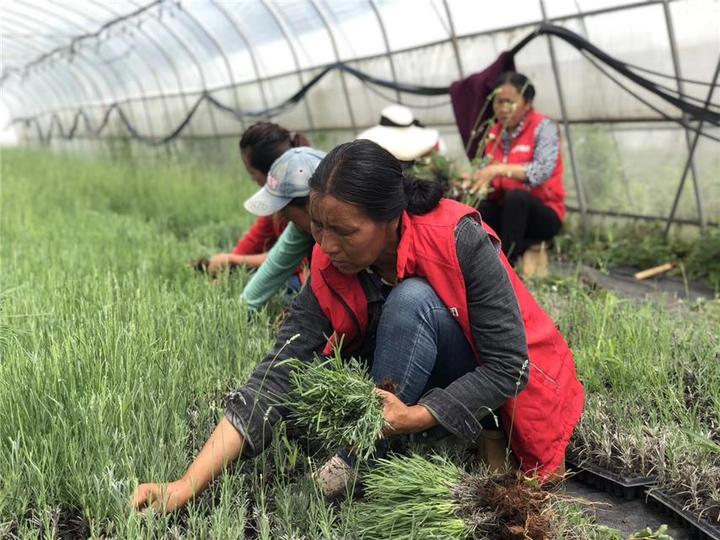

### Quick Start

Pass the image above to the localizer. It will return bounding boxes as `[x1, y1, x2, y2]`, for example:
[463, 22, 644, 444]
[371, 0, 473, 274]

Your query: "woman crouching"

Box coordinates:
[131, 139, 584, 510]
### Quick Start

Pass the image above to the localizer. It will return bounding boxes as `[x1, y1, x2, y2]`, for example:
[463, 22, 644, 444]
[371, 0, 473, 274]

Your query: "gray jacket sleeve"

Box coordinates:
[524, 119, 560, 187]
[225, 281, 333, 455]
[418, 217, 529, 442]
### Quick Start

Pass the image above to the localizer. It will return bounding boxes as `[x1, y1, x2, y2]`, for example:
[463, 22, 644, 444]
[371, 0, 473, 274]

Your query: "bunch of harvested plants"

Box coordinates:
[353, 453, 618, 540]
[281, 353, 387, 460]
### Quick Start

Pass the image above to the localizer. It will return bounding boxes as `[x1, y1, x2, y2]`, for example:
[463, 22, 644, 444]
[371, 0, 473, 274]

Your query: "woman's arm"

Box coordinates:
[131, 282, 334, 512]
[228, 281, 334, 452]
[471, 119, 559, 192]
[470, 163, 527, 194]
[241, 223, 313, 311]
[130, 418, 244, 511]
[208, 252, 268, 275]
[233, 215, 280, 255]
[417, 218, 529, 442]
[523, 119, 560, 187]
[208, 216, 278, 275]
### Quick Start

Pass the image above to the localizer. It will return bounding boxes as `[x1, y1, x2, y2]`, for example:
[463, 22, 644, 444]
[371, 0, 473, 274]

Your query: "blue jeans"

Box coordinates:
[340, 278, 485, 466]
[282, 275, 302, 305]
[371, 277, 477, 403]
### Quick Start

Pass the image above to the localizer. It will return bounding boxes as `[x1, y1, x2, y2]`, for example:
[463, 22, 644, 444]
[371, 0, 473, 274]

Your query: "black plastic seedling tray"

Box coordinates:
[646, 490, 720, 540]
[567, 460, 657, 500]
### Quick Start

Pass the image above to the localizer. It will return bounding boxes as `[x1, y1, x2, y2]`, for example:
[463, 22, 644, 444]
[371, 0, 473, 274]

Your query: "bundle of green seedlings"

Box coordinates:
[352, 453, 624, 540]
[281, 352, 388, 460]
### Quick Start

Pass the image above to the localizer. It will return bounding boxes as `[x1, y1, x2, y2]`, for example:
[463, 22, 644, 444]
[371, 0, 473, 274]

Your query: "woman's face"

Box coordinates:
[309, 193, 399, 274]
[241, 150, 267, 187]
[279, 205, 311, 235]
[492, 83, 530, 130]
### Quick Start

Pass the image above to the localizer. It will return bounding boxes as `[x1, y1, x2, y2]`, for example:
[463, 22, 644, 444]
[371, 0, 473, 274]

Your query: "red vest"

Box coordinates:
[487, 110, 566, 220]
[310, 199, 584, 478]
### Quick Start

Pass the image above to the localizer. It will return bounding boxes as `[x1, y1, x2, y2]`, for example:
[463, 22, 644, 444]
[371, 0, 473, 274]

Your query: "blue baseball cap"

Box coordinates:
[244, 146, 326, 216]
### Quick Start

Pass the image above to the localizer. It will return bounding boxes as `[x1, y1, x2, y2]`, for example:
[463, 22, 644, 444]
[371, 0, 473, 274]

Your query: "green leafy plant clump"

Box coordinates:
[354, 454, 467, 540]
[353, 454, 624, 540]
[282, 353, 388, 460]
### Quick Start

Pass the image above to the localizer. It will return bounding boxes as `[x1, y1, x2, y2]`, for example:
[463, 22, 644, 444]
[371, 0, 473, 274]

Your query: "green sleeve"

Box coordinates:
[241, 223, 313, 311]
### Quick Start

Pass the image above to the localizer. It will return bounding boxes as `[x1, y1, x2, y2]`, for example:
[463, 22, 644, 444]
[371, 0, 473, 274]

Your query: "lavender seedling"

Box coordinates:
[280, 351, 387, 460]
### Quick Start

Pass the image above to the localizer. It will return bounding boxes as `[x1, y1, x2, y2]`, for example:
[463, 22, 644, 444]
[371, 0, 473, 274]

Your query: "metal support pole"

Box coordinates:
[113, 0, 199, 137]
[441, 0, 464, 78]
[54, 0, 174, 138]
[3, 75, 46, 142]
[539, 0, 587, 224]
[664, 55, 720, 237]
[0, 13, 93, 112]
[307, 0, 358, 131]
[153, 3, 218, 136]
[262, 0, 315, 130]
[211, 0, 266, 121]
[571, 1, 632, 204]
[368, 0, 402, 105]
[174, 4, 244, 135]
[13, 64, 66, 118]
[10, 0, 155, 139]
[662, 0, 706, 233]
[143, 1, 217, 137]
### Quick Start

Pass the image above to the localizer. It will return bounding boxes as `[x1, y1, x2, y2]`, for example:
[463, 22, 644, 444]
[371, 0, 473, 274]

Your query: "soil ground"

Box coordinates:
[551, 261, 716, 305]
[563, 478, 692, 539]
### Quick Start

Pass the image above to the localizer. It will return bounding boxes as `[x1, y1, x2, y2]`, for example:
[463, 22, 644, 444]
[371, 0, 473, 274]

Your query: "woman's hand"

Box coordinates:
[208, 253, 233, 276]
[375, 389, 437, 436]
[208, 252, 267, 275]
[129, 419, 245, 513]
[129, 479, 194, 512]
[470, 165, 500, 195]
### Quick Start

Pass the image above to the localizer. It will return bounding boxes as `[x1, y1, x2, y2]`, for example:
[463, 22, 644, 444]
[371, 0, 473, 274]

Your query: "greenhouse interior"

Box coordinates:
[1, 0, 719, 538]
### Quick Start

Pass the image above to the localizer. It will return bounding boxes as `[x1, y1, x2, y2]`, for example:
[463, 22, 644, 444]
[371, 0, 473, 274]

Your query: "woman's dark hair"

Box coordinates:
[309, 139, 443, 221]
[286, 195, 309, 209]
[239, 122, 311, 174]
[495, 72, 536, 102]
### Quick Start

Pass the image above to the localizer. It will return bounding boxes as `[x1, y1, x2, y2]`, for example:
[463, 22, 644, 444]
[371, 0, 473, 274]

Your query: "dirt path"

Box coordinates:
[551, 261, 716, 306]
[564, 479, 693, 539]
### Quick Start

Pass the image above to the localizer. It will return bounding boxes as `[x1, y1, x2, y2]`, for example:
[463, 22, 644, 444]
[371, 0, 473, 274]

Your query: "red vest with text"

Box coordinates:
[486, 109, 566, 220]
[310, 199, 584, 478]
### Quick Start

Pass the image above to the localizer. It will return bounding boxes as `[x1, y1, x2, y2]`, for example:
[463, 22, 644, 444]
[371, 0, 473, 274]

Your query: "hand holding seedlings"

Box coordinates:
[206, 252, 267, 276]
[207, 253, 233, 275]
[375, 388, 437, 436]
[282, 355, 388, 459]
[470, 166, 497, 195]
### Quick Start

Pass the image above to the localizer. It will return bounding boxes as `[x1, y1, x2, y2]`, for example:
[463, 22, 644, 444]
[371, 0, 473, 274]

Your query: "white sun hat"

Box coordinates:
[356, 104, 440, 162]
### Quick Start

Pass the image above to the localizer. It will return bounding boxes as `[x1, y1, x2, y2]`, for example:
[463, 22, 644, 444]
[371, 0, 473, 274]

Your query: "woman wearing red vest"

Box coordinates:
[472, 72, 565, 265]
[131, 140, 583, 512]
[205, 122, 311, 275]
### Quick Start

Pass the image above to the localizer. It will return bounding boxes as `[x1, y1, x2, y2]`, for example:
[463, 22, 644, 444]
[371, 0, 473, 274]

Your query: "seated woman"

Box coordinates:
[206, 122, 311, 276]
[131, 140, 584, 511]
[472, 72, 566, 265]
